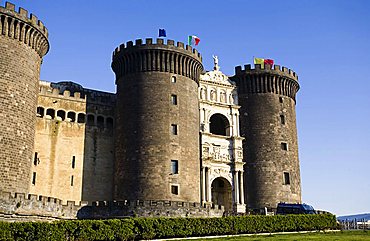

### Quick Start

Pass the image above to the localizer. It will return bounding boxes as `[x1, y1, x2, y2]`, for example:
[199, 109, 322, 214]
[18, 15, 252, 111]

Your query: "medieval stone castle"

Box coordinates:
[0, 2, 301, 220]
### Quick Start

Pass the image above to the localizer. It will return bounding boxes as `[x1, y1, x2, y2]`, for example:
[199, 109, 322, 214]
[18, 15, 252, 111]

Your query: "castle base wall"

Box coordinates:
[0, 191, 224, 222]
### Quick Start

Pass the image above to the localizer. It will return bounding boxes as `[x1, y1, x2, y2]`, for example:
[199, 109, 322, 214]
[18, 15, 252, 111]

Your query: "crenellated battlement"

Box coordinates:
[113, 38, 202, 61]
[0, 190, 88, 221]
[0, 190, 224, 221]
[111, 38, 204, 82]
[0, 191, 88, 207]
[38, 81, 117, 105]
[80, 200, 224, 219]
[235, 64, 298, 81]
[39, 82, 86, 102]
[0, 2, 49, 57]
[232, 64, 300, 101]
[90, 200, 221, 209]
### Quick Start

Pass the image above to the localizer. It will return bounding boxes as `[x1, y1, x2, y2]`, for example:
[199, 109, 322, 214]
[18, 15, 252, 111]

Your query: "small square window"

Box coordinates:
[171, 185, 179, 195]
[279, 97, 284, 103]
[281, 142, 288, 151]
[171, 95, 177, 105]
[171, 160, 178, 174]
[171, 124, 178, 135]
[171, 76, 176, 83]
[284, 172, 290, 185]
[280, 115, 285, 125]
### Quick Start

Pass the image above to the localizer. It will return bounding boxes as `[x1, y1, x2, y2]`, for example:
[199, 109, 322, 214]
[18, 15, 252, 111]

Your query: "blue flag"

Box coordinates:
[159, 29, 166, 37]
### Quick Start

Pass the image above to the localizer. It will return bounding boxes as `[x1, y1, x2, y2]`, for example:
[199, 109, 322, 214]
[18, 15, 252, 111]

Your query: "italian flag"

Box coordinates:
[188, 35, 200, 46]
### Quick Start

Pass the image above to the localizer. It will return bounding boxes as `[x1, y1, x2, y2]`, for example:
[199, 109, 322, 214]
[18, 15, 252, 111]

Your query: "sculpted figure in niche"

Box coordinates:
[220, 92, 226, 103]
[210, 89, 216, 101]
[201, 88, 206, 100]
[229, 94, 234, 104]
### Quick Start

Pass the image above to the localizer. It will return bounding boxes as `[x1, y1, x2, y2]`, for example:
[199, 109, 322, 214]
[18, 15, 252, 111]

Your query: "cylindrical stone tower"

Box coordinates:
[112, 38, 203, 202]
[0, 2, 49, 193]
[231, 64, 301, 210]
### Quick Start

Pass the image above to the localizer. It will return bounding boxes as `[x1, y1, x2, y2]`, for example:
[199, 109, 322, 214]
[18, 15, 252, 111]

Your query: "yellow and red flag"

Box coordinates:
[254, 57, 274, 67]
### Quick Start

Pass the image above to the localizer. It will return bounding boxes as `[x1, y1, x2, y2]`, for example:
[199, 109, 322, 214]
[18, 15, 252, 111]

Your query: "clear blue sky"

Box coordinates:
[6, 0, 370, 216]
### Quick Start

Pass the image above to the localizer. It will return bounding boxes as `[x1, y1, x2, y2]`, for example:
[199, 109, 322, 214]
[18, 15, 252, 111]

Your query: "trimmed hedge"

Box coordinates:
[0, 214, 338, 240]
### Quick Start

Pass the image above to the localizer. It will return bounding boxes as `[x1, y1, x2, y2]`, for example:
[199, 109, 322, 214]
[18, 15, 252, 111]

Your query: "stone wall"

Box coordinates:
[0, 191, 223, 222]
[31, 82, 115, 203]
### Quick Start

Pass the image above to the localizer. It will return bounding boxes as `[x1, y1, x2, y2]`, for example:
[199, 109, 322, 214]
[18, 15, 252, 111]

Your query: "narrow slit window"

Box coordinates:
[171, 95, 177, 105]
[171, 124, 178, 135]
[71, 175, 74, 186]
[280, 115, 285, 125]
[171, 160, 178, 174]
[284, 172, 290, 185]
[72, 156, 76, 169]
[34, 152, 38, 166]
[32, 172, 36, 185]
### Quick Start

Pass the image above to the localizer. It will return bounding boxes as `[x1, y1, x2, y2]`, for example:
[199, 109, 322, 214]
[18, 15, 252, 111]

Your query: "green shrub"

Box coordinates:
[0, 214, 337, 240]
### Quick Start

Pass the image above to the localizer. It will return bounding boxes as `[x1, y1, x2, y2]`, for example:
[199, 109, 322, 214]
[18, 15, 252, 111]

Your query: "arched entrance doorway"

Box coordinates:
[211, 177, 232, 211]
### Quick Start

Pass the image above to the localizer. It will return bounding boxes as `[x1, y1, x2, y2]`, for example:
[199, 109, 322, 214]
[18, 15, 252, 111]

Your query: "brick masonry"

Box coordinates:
[232, 64, 301, 210]
[0, 3, 49, 194]
[112, 39, 203, 202]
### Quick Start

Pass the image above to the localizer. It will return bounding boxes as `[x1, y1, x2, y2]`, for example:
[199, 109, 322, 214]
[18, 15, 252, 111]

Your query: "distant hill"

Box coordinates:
[337, 213, 370, 222]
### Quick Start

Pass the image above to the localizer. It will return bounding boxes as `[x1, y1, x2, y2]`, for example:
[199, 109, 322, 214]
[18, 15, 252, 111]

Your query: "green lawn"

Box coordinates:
[176, 231, 370, 241]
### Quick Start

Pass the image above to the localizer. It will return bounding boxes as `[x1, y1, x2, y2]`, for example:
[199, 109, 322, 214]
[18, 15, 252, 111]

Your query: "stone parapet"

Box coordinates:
[232, 64, 300, 102]
[235, 64, 298, 81]
[111, 38, 203, 82]
[0, 191, 86, 221]
[0, 2, 49, 57]
[0, 191, 224, 221]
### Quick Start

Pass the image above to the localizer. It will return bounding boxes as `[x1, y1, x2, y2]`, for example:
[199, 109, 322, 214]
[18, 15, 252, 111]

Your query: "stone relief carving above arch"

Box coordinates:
[209, 167, 233, 185]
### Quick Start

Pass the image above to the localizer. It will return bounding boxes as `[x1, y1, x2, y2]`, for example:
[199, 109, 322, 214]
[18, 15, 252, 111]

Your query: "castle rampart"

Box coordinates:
[0, 190, 223, 222]
[0, 2, 49, 194]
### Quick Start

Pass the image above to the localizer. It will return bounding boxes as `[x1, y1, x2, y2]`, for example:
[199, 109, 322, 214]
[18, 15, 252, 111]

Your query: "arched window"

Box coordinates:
[87, 114, 95, 125]
[209, 113, 230, 136]
[77, 113, 85, 123]
[67, 112, 76, 122]
[36, 107, 44, 117]
[97, 116, 104, 127]
[57, 110, 66, 120]
[46, 108, 55, 119]
[106, 117, 114, 128]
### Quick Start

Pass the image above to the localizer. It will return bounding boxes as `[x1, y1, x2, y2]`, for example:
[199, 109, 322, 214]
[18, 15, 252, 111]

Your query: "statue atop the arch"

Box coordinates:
[213, 55, 220, 71]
